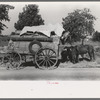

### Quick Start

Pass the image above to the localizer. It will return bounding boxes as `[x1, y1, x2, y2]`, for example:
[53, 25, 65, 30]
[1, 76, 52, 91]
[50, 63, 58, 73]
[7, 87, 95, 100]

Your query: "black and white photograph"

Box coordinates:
[1, 1, 100, 98]
[0, 1, 100, 81]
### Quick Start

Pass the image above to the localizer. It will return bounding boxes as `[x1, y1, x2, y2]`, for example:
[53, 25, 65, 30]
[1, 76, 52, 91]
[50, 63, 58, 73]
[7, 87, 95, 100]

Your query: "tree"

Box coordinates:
[0, 4, 14, 34]
[92, 31, 100, 41]
[14, 4, 44, 30]
[62, 8, 96, 44]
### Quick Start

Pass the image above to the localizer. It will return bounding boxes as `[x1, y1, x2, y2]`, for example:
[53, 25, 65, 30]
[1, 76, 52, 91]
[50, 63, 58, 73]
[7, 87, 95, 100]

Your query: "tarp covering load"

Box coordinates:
[20, 23, 64, 37]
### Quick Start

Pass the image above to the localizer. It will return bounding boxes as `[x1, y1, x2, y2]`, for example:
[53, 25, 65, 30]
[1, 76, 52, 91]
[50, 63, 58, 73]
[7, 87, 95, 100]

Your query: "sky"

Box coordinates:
[1, 1, 100, 35]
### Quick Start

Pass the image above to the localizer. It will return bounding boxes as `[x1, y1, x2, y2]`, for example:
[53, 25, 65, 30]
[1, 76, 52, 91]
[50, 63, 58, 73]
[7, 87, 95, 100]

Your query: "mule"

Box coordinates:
[75, 44, 95, 62]
[61, 46, 77, 64]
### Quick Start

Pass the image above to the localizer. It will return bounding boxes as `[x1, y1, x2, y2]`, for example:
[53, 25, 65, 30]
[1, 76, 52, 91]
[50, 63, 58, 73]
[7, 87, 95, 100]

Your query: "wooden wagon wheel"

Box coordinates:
[6, 51, 22, 70]
[0, 53, 9, 67]
[35, 48, 58, 70]
[0, 57, 3, 65]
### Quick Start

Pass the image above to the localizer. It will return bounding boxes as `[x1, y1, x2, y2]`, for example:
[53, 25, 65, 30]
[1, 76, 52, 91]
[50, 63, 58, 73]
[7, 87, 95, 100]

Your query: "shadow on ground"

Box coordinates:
[20, 59, 61, 69]
[20, 61, 37, 69]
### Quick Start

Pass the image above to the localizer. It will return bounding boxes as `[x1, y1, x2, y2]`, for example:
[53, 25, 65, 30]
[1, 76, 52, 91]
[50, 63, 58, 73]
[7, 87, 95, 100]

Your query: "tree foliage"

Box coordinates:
[62, 8, 96, 43]
[92, 31, 100, 41]
[14, 4, 44, 30]
[0, 4, 14, 33]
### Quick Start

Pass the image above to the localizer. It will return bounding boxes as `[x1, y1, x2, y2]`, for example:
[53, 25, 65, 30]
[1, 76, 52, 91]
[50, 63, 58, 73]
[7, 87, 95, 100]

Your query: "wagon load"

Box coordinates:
[11, 23, 64, 54]
[20, 23, 64, 37]
[10, 35, 53, 42]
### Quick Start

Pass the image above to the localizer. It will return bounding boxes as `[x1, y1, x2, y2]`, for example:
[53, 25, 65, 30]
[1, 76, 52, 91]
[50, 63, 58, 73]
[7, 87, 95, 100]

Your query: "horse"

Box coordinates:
[61, 46, 77, 64]
[75, 44, 95, 62]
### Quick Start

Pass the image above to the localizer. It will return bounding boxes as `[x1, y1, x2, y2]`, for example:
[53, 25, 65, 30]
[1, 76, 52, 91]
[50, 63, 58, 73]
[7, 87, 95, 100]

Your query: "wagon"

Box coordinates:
[0, 34, 64, 70]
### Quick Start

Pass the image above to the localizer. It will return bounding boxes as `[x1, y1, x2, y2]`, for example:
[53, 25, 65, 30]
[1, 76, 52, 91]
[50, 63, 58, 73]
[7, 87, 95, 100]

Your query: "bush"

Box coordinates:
[92, 31, 100, 41]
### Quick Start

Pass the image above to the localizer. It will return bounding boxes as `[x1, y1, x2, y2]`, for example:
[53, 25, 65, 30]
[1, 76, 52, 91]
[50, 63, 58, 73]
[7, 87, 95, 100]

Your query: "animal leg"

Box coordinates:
[81, 54, 84, 59]
[92, 50, 95, 61]
[76, 54, 79, 63]
[88, 52, 92, 61]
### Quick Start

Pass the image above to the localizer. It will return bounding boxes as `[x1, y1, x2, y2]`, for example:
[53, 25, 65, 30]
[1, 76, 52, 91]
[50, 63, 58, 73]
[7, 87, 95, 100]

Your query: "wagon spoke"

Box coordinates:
[13, 53, 18, 58]
[45, 49, 48, 56]
[37, 56, 44, 60]
[38, 60, 44, 66]
[47, 49, 50, 55]
[49, 51, 55, 57]
[42, 60, 46, 67]
[40, 51, 45, 56]
[45, 60, 47, 67]
[36, 58, 43, 61]
[14, 56, 20, 62]
[47, 60, 52, 67]
[50, 55, 56, 58]
[46, 60, 48, 67]
[49, 59, 55, 65]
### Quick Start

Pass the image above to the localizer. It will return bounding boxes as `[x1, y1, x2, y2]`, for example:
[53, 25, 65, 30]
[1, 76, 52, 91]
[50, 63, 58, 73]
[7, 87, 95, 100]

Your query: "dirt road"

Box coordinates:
[0, 61, 100, 80]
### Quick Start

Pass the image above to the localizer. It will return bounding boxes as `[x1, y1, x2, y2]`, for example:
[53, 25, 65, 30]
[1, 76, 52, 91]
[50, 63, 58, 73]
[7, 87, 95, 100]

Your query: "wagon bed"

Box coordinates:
[0, 35, 60, 70]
